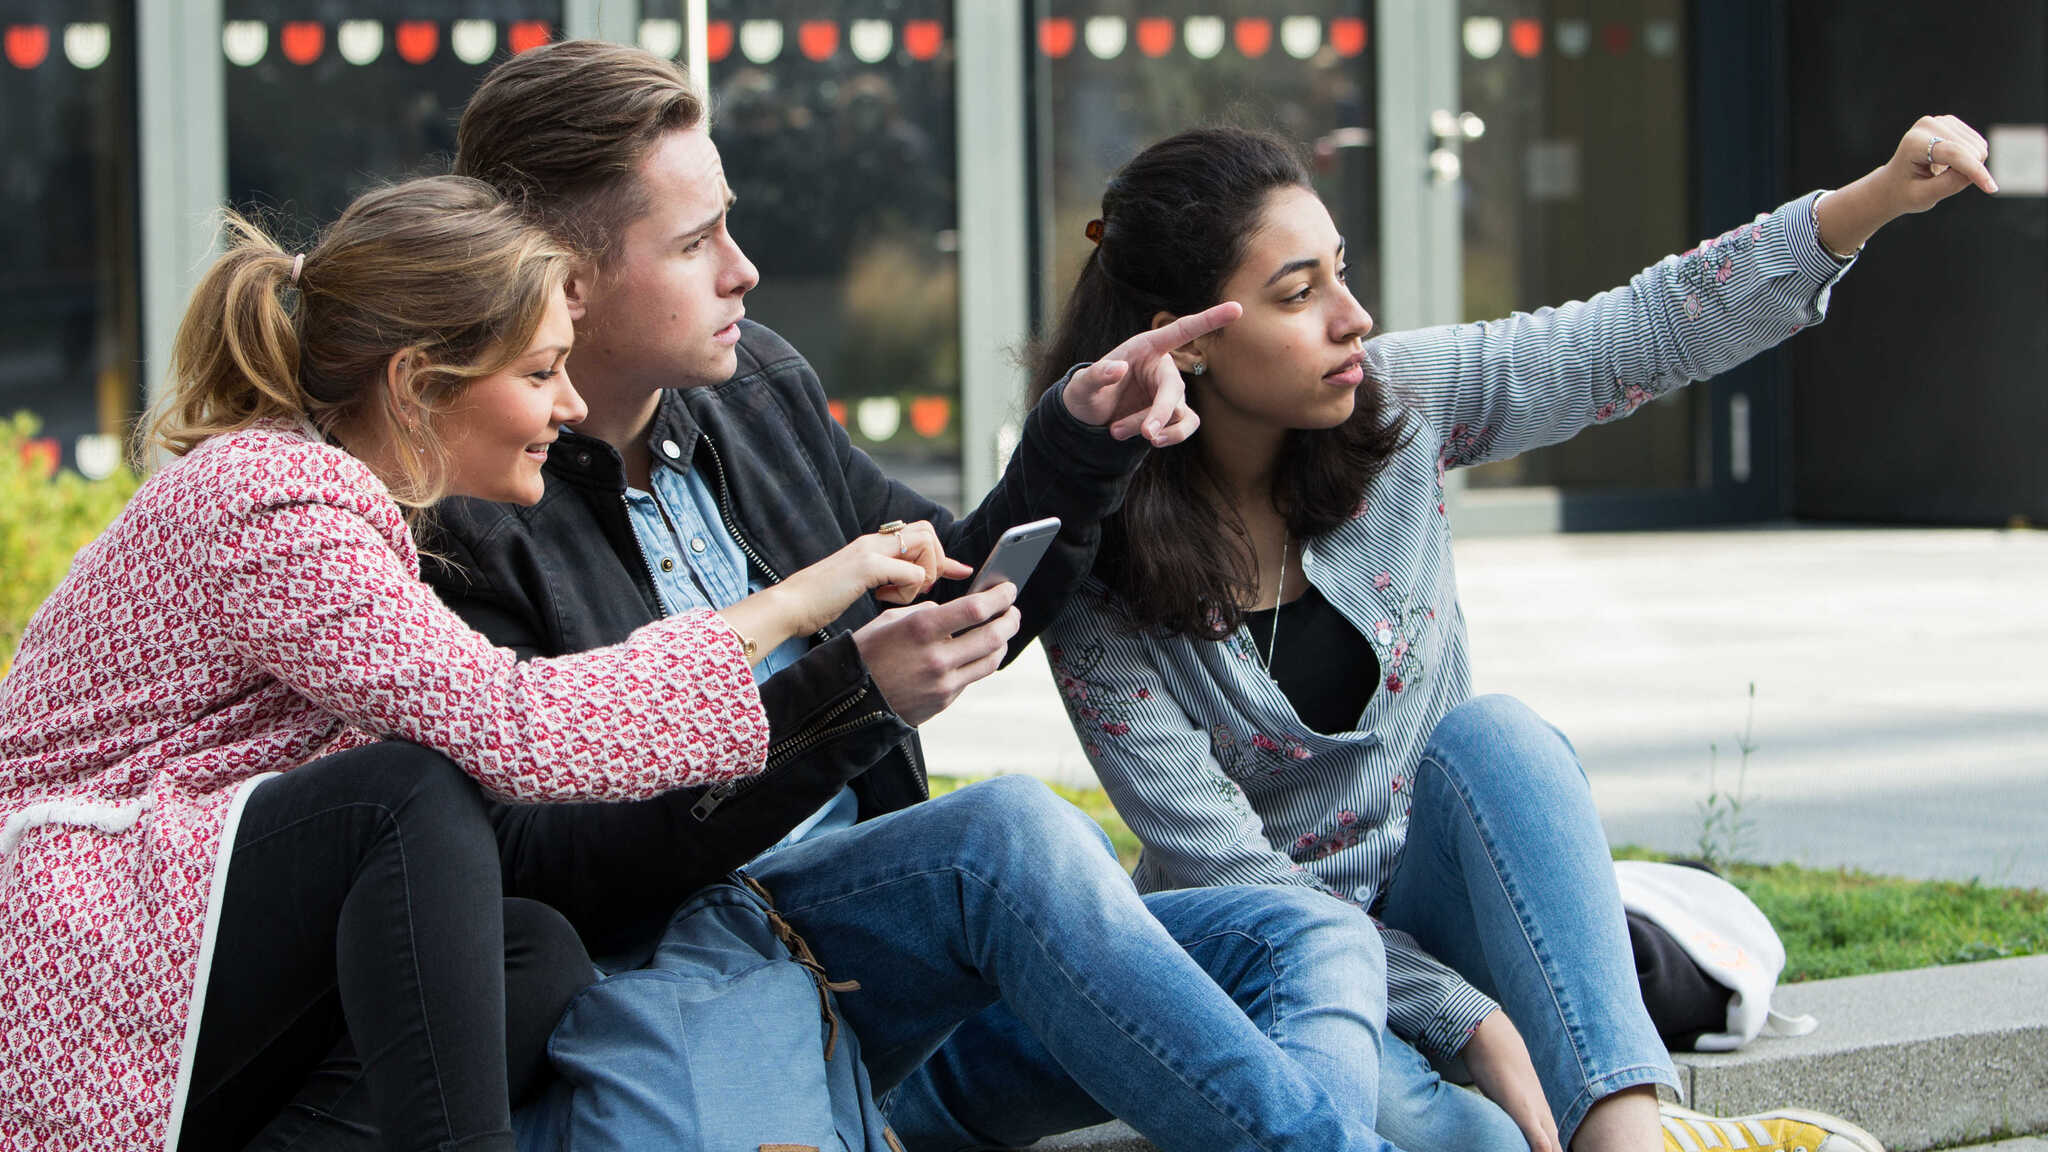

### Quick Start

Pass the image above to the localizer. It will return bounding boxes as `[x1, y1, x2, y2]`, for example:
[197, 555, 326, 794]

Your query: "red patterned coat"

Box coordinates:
[0, 424, 771, 1151]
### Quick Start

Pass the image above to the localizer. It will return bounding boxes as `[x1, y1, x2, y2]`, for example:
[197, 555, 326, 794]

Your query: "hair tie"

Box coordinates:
[289, 253, 305, 284]
[1084, 219, 1104, 245]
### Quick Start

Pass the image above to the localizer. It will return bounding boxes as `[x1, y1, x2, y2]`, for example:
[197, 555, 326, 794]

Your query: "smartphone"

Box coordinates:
[954, 517, 1062, 634]
[967, 516, 1062, 596]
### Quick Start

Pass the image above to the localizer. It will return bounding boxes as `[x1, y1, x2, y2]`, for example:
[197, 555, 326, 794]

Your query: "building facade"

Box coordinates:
[2, 0, 2040, 526]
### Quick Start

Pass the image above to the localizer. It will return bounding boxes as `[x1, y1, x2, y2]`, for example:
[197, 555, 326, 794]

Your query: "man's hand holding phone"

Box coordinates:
[853, 584, 1020, 726]
[852, 517, 1059, 726]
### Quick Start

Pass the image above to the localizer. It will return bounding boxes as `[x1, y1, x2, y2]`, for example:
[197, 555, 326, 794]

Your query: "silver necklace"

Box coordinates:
[1258, 529, 1288, 673]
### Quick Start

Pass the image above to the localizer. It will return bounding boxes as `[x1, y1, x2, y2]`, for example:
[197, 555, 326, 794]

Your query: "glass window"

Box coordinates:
[223, 1, 564, 243]
[1455, 1, 1701, 491]
[0, 0, 137, 475]
[1033, 2, 1381, 342]
[656, 0, 963, 511]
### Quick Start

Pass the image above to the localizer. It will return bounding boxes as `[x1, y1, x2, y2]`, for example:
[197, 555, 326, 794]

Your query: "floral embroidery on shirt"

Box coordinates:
[1048, 641, 1138, 748]
[1371, 599, 1434, 695]
[1675, 218, 1764, 316]
[1592, 379, 1660, 424]
[1435, 421, 1490, 477]
[1289, 808, 1368, 863]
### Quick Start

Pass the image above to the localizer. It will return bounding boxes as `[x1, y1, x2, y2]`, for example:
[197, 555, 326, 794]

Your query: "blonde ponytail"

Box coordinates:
[141, 214, 314, 460]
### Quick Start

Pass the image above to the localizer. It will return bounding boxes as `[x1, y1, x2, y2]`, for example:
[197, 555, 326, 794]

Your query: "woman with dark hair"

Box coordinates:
[1036, 118, 1992, 1152]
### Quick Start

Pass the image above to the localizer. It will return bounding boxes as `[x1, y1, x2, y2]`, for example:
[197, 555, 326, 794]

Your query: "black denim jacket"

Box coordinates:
[422, 321, 1144, 931]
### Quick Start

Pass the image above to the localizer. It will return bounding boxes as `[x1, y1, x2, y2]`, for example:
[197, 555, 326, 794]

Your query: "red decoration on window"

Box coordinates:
[706, 20, 733, 62]
[1135, 17, 1174, 58]
[509, 21, 550, 54]
[1232, 17, 1271, 58]
[281, 21, 323, 65]
[1330, 17, 1367, 57]
[4, 24, 48, 69]
[1601, 21, 1631, 55]
[909, 395, 951, 438]
[1037, 17, 1074, 58]
[903, 19, 943, 60]
[396, 20, 437, 64]
[1510, 18, 1542, 57]
[798, 20, 838, 61]
[19, 438, 58, 479]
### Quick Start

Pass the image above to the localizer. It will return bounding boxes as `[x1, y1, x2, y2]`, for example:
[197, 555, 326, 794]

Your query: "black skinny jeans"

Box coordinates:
[179, 742, 593, 1152]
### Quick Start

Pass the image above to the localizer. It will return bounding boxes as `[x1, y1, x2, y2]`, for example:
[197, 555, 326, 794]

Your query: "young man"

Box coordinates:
[427, 38, 1405, 1152]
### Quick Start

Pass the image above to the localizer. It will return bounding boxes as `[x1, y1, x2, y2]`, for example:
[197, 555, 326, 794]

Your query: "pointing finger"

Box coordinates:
[1133, 300, 1242, 359]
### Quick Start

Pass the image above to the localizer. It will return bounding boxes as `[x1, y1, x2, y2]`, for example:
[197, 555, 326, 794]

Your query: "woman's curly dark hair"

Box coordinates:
[1029, 125, 1407, 639]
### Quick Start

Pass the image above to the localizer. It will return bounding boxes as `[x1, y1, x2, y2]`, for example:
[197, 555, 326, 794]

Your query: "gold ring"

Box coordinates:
[878, 519, 909, 553]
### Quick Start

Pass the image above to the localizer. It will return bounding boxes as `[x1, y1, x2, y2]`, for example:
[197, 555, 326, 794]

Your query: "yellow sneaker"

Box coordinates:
[1660, 1103, 1885, 1152]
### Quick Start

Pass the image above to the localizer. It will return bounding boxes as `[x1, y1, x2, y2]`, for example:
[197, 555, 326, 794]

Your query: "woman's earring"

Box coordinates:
[1186, 360, 1208, 377]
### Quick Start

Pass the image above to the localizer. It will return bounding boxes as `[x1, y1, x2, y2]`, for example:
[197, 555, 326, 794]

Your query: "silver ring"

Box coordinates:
[1925, 137, 1944, 167]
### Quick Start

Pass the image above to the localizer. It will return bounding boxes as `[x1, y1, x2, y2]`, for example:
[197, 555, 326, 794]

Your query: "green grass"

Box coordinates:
[933, 775, 2048, 982]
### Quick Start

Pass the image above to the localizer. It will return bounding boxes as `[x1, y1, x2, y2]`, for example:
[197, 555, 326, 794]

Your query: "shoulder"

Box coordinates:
[169, 423, 400, 531]
[731, 319, 808, 380]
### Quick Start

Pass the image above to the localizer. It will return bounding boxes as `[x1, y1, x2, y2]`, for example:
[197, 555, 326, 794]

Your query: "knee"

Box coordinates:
[502, 898, 595, 1105]
[1422, 695, 1585, 793]
[937, 775, 1118, 872]
[1247, 887, 1388, 990]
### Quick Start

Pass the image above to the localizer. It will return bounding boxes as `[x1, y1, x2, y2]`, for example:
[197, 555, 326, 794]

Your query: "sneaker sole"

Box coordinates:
[1662, 1104, 1886, 1152]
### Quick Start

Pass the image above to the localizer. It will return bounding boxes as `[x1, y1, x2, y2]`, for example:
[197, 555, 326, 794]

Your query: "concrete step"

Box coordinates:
[1026, 955, 2048, 1152]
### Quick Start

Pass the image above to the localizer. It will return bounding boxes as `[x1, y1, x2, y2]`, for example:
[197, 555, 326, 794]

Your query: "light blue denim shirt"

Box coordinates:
[623, 460, 859, 849]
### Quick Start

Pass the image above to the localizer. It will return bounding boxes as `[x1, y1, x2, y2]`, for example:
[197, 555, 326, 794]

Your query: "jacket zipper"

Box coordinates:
[691, 685, 879, 820]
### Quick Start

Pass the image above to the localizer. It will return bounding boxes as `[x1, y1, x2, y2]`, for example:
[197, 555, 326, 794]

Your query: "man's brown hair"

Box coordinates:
[456, 39, 705, 260]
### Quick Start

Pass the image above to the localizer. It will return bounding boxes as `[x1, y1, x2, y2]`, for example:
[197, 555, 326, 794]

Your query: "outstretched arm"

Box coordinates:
[1377, 114, 1996, 471]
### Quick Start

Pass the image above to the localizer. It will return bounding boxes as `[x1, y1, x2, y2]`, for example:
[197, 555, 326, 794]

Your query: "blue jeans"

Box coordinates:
[887, 696, 1675, 1152]
[1379, 695, 1680, 1145]
[746, 774, 1398, 1152]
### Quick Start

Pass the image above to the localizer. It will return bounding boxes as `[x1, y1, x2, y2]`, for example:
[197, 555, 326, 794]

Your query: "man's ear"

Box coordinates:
[562, 260, 596, 323]
[1150, 309, 1210, 373]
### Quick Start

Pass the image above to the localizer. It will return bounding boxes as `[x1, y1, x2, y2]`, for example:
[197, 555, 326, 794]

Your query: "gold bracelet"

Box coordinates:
[734, 630, 760, 664]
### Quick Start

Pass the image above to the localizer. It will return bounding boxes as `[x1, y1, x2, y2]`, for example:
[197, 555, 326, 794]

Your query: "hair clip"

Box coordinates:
[1084, 219, 1104, 245]
[289, 253, 305, 284]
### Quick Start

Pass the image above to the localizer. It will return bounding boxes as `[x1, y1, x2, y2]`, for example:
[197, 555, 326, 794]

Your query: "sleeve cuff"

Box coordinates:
[1035, 368, 1151, 478]
[1420, 983, 1503, 1062]
[1786, 190, 1862, 286]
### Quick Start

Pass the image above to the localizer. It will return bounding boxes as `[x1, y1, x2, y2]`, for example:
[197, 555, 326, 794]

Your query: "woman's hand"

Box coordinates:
[1814, 114, 1996, 256]
[1464, 1010, 1563, 1152]
[717, 522, 968, 662]
[1060, 301, 1242, 446]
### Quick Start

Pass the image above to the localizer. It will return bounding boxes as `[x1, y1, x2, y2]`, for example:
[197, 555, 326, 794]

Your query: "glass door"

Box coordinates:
[1381, 0, 1783, 533]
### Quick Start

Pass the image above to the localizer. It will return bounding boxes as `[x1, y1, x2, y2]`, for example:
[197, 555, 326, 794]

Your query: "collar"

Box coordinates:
[545, 388, 707, 493]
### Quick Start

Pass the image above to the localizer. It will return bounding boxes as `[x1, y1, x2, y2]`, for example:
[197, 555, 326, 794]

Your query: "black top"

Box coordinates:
[1242, 584, 1380, 736]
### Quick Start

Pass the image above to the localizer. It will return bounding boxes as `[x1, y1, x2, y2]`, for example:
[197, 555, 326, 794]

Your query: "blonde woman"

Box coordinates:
[0, 177, 943, 1151]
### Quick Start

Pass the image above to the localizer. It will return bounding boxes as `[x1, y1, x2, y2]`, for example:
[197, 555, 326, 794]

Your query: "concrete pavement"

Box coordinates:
[919, 526, 2048, 887]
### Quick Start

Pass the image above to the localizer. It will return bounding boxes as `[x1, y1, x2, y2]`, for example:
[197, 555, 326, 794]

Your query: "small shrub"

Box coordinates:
[0, 412, 140, 674]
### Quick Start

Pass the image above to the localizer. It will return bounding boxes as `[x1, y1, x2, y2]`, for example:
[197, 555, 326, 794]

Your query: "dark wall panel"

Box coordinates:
[1787, 1, 2047, 525]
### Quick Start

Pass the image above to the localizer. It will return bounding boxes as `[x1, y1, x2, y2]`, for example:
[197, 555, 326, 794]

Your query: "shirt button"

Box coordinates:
[659, 558, 676, 573]
[1354, 885, 1373, 901]
[1376, 627, 1393, 644]
[690, 537, 707, 554]
[1301, 552, 1314, 567]
[661, 439, 682, 459]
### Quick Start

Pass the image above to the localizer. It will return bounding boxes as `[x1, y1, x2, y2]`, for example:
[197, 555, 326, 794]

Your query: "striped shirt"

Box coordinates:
[1042, 192, 1854, 1059]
